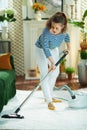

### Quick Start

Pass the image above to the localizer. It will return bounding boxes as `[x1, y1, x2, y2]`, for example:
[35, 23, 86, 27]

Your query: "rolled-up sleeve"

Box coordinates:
[64, 33, 70, 43]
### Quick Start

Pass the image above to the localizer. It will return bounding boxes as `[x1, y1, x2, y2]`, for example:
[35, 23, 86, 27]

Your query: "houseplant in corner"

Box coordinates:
[69, 9, 87, 85]
[68, 9, 87, 48]
[65, 67, 75, 80]
[78, 50, 87, 85]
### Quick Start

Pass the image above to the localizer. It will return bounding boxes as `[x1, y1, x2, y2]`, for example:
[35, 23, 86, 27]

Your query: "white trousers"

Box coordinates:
[35, 46, 59, 103]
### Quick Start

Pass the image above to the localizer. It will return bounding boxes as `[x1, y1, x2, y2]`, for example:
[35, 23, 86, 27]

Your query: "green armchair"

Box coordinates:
[0, 55, 16, 112]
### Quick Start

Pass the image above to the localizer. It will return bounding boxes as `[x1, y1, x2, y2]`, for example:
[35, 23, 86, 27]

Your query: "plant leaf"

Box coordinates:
[68, 19, 84, 29]
[82, 10, 87, 21]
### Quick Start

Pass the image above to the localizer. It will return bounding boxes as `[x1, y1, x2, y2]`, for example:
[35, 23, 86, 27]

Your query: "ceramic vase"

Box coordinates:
[2, 26, 8, 40]
[34, 11, 42, 21]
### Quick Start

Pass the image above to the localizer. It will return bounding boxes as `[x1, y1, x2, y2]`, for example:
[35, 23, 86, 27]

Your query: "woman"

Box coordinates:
[35, 12, 70, 110]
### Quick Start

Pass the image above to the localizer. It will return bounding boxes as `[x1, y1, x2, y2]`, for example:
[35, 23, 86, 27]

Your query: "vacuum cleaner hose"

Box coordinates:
[54, 85, 76, 99]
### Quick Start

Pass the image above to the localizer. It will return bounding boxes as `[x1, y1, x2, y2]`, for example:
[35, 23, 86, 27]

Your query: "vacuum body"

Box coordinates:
[55, 85, 87, 109]
[69, 91, 87, 108]
[78, 59, 87, 85]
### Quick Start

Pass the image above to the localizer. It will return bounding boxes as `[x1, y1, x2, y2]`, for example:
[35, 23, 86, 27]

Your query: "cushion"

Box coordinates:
[0, 53, 12, 70]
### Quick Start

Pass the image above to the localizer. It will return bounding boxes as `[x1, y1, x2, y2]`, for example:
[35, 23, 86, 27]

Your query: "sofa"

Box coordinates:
[0, 53, 16, 112]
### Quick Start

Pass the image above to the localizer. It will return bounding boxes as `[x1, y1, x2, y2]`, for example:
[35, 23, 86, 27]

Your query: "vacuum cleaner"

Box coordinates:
[1, 50, 87, 119]
[54, 85, 87, 109]
[1, 50, 68, 119]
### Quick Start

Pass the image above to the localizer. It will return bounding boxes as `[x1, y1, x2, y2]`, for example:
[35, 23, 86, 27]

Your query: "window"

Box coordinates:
[0, 0, 8, 31]
[0, 0, 8, 8]
[80, 0, 87, 41]
[35, 0, 63, 18]
[81, 0, 87, 14]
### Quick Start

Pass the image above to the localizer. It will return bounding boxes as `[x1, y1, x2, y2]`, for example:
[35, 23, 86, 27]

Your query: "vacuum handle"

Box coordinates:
[55, 50, 68, 66]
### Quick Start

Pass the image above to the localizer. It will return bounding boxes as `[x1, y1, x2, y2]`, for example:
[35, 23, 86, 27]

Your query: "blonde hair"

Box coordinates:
[46, 12, 68, 33]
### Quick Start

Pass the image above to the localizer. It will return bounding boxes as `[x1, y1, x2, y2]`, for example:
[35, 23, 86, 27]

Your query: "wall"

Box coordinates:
[8, 0, 82, 76]
[8, 0, 24, 76]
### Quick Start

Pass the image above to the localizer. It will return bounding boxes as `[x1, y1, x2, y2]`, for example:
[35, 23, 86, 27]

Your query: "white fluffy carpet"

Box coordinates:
[0, 89, 87, 130]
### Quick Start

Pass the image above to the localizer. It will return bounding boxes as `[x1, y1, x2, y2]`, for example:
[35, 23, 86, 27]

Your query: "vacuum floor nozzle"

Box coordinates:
[72, 95, 76, 99]
[1, 114, 24, 119]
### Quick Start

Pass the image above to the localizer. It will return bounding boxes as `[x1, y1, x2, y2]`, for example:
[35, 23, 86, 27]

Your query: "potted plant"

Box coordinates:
[68, 10, 87, 85]
[78, 50, 87, 85]
[65, 67, 75, 80]
[68, 9, 87, 49]
[80, 50, 87, 59]
[0, 8, 16, 22]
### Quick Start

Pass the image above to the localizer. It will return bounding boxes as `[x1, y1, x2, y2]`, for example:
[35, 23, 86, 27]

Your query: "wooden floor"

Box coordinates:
[16, 75, 83, 90]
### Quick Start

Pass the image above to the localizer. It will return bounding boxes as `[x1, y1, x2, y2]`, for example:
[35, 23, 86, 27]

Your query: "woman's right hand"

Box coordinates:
[48, 56, 56, 71]
[51, 63, 56, 70]
[49, 63, 56, 72]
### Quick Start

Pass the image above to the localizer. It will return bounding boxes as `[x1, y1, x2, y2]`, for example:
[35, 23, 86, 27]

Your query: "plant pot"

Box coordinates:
[58, 72, 66, 80]
[67, 73, 73, 80]
[80, 41, 87, 50]
[60, 64, 65, 73]
[78, 59, 87, 85]
[28, 69, 37, 77]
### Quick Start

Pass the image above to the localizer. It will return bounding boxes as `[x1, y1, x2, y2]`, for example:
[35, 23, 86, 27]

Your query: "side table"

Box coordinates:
[0, 39, 11, 53]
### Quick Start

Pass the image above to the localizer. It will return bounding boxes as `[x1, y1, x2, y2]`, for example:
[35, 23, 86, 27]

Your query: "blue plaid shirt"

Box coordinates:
[35, 27, 70, 58]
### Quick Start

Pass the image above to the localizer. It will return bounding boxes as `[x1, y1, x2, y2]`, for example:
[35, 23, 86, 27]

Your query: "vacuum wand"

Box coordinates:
[14, 50, 69, 114]
[1, 50, 68, 119]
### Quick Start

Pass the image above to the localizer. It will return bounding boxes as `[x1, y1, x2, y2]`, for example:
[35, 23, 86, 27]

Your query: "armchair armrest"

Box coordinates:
[10, 55, 15, 70]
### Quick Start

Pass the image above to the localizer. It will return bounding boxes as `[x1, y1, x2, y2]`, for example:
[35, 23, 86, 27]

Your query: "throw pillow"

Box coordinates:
[0, 53, 12, 70]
